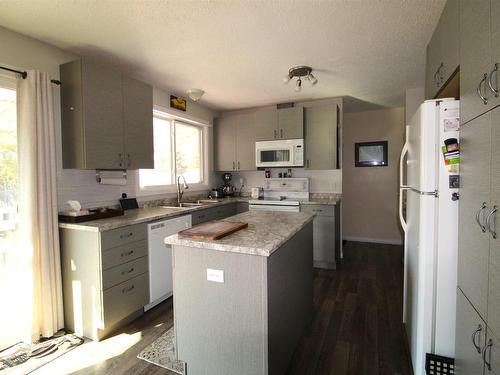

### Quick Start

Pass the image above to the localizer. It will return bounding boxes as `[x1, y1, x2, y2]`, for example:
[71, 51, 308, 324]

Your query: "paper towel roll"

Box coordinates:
[99, 177, 126, 185]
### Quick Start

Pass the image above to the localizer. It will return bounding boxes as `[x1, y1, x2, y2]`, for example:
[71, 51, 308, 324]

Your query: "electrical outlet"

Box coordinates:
[207, 268, 224, 283]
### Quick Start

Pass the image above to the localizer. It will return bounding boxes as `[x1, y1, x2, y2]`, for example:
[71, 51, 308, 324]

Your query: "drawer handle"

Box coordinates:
[472, 324, 483, 353]
[486, 206, 498, 239]
[312, 209, 323, 213]
[483, 338, 493, 371]
[122, 285, 135, 294]
[120, 250, 134, 257]
[120, 232, 134, 239]
[121, 267, 134, 275]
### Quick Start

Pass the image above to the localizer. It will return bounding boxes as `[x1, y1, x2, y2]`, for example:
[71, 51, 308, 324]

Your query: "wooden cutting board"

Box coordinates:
[178, 220, 248, 240]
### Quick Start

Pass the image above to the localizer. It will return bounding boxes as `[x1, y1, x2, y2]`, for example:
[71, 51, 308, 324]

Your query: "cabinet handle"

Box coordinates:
[307, 159, 310, 168]
[486, 206, 498, 239]
[483, 339, 493, 372]
[121, 267, 134, 275]
[238, 161, 240, 170]
[280, 129, 283, 138]
[476, 202, 488, 232]
[127, 153, 131, 168]
[438, 63, 444, 84]
[118, 153, 123, 167]
[312, 209, 323, 213]
[477, 73, 489, 105]
[274, 129, 277, 139]
[487, 63, 499, 97]
[120, 232, 133, 239]
[120, 250, 134, 257]
[472, 324, 483, 353]
[434, 69, 440, 87]
[232, 161, 235, 170]
[122, 284, 135, 294]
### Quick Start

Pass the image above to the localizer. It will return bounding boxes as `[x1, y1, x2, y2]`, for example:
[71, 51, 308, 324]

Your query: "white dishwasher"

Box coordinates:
[145, 214, 192, 311]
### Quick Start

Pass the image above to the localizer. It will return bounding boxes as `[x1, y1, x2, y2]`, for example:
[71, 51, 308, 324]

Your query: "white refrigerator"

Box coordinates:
[399, 98, 460, 374]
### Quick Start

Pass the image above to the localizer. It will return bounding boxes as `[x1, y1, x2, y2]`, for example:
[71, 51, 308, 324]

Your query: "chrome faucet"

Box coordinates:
[177, 175, 189, 206]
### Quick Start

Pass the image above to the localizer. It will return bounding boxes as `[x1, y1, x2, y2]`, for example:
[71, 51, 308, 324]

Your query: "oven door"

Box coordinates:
[255, 144, 294, 167]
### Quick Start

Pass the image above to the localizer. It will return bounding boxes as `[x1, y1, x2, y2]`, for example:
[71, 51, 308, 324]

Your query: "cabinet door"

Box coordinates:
[313, 216, 335, 265]
[490, 0, 500, 109]
[426, 22, 442, 99]
[460, 0, 492, 124]
[82, 60, 124, 169]
[277, 107, 303, 139]
[485, 329, 500, 375]
[304, 105, 337, 170]
[214, 116, 236, 171]
[488, 107, 500, 337]
[235, 113, 257, 171]
[455, 288, 486, 375]
[253, 109, 278, 141]
[439, 0, 459, 85]
[458, 114, 492, 319]
[122, 76, 154, 169]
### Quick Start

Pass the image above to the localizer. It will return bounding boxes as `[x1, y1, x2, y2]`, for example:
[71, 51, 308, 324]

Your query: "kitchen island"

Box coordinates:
[164, 210, 314, 375]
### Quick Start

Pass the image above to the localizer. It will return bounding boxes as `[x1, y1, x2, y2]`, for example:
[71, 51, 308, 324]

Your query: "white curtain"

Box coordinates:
[17, 70, 63, 341]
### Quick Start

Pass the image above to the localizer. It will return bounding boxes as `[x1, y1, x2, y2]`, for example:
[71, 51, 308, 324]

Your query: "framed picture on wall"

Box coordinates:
[355, 141, 388, 167]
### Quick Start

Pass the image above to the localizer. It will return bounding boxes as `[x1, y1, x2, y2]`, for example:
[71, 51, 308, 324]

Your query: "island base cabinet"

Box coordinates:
[455, 288, 486, 375]
[172, 222, 313, 375]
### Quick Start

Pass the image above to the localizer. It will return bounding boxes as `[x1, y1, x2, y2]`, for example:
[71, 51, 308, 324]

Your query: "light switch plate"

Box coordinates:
[207, 268, 224, 283]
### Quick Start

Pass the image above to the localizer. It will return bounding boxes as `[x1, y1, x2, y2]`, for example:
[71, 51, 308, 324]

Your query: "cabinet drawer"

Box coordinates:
[102, 256, 148, 290]
[102, 272, 149, 327]
[301, 204, 334, 217]
[101, 224, 147, 250]
[101, 239, 147, 270]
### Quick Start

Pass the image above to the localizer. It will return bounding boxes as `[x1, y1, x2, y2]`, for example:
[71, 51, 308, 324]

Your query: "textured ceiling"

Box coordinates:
[0, 0, 445, 111]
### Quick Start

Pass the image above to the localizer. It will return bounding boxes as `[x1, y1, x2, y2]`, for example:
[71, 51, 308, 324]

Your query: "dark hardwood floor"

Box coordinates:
[37, 241, 412, 375]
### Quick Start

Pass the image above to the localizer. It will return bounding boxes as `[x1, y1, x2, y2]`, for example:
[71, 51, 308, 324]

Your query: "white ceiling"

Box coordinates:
[0, 0, 445, 111]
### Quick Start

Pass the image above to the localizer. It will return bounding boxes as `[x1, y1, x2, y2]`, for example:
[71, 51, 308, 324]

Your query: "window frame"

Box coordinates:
[137, 107, 210, 195]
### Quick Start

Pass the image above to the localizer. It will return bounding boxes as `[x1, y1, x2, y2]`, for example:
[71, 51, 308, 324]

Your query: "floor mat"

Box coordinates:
[0, 333, 84, 374]
[137, 327, 185, 375]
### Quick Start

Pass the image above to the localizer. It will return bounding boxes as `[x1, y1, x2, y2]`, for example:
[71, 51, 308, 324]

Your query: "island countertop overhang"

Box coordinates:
[164, 210, 315, 257]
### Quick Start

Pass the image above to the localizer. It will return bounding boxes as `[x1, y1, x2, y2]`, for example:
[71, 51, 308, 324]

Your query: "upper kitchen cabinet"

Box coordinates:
[122, 76, 154, 169]
[253, 108, 278, 141]
[214, 114, 237, 171]
[425, 0, 459, 99]
[304, 105, 338, 170]
[459, 0, 494, 124]
[60, 59, 154, 169]
[277, 107, 303, 139]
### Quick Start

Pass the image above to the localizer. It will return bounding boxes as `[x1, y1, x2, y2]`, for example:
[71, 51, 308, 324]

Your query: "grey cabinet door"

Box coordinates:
[488, 107, 500, 338]
[82, 59, 124, 169]
[426, 21, 442, 99]
[486, 328, 500, 375]
[490, 0, 500, 109]
[235, 113, 257, 171]
[458, 114, 492, 319]
[460, 0, 492, 124]
[253, 108, 278, 141]
[313, 216, 335, 265]
[304, 105, 337, 170]
[439, 0, 459, 83]
[122, 76, 154, 169]
[277, 107, 303, 139]
[215, 116, 236, 171]
[455, 288, 486, 375]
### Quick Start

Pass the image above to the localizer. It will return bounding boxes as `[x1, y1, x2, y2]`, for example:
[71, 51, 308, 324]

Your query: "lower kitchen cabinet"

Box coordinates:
[486, 328, 500, 374]
[455, 288, 487, 375]
[60, 223, 149, 341]
[300, 203, 340, 269]
[236, 201, 249, 214]
[191, 202, 239, 225]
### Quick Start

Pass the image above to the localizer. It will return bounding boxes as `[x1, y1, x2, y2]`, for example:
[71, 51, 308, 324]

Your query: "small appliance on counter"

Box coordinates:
[119, 193, 139, 210]
[208, 188, 224, 199]
[221, 172, 235, 197]
[251, 187, 264, 199]
[59, 200, 124, 223]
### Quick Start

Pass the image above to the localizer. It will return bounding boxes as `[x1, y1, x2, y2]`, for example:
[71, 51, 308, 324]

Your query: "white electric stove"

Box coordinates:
[249, 178, 309, 212]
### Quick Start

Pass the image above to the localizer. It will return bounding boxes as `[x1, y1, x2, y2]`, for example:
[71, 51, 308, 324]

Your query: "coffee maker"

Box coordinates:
[221, 172, 235, 197]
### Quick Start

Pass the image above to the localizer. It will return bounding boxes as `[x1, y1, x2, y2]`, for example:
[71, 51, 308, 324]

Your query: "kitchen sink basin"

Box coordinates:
[161, 202, 204, 209]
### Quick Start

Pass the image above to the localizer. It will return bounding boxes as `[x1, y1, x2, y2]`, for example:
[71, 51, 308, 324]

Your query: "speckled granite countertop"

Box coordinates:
[58, 197, 250, 232]
[300, 195, 342, 205]
[164, 210, 315, 257]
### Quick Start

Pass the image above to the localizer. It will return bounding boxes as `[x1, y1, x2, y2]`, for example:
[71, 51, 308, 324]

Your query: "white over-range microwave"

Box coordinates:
[255, 139, 304, 168]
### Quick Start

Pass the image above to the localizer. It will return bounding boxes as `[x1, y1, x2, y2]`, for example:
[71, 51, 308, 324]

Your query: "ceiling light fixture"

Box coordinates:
[187, 88, 205, 101]
[283, 66, 318, 90]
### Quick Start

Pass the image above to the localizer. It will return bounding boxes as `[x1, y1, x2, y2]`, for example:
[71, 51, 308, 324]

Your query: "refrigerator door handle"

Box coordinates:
[399, 140, 409, 188]
[399, 187, 408, 232]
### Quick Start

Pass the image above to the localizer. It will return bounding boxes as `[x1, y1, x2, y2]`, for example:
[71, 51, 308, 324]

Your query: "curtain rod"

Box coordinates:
[0, 65, 61, 85]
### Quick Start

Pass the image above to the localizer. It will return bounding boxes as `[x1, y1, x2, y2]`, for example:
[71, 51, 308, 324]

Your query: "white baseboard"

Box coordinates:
[343, 236, 403, 245]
